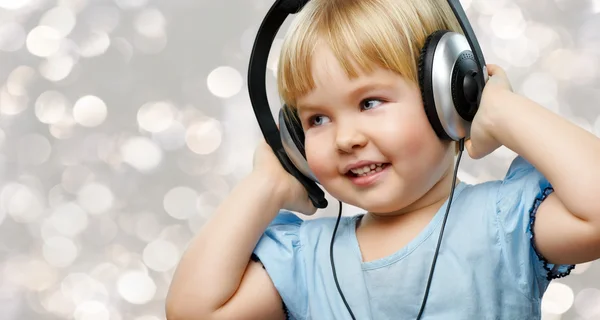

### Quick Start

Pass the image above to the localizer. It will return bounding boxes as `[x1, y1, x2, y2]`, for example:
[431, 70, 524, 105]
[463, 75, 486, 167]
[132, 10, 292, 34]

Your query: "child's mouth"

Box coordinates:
[346, 163, 390, 177]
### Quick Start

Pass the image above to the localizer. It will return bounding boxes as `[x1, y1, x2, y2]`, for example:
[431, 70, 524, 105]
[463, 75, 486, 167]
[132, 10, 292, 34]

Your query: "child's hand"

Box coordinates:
[465, 64, 512, 159]
[252, 139, 317, 215]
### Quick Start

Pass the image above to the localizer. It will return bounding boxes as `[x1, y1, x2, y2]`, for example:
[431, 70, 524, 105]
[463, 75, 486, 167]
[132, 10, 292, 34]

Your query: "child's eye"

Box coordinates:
[360, 98, 383, 110]
[308, 115, 330, 127]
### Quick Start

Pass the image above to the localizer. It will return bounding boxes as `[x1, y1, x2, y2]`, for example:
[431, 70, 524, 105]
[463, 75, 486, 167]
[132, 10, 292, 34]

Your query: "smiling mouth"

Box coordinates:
[346, 163, 390, 177]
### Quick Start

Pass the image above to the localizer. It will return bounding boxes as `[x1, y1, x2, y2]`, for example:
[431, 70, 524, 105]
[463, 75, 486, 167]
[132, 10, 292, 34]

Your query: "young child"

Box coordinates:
[166, 0, 600, 319]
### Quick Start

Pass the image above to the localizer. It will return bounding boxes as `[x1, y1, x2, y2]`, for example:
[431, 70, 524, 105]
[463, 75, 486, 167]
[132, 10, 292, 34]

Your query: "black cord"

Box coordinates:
[330, 200, 356, 320]
[330, 138, 466, 320]
[415, 138, 465, 319]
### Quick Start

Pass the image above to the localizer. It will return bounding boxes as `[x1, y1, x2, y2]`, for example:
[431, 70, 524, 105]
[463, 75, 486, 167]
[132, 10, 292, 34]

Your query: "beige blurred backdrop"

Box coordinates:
[0, 0, 598, 319]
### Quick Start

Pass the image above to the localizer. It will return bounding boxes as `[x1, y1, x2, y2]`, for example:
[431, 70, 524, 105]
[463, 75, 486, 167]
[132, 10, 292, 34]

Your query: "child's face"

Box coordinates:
[296, 44, 455, 215]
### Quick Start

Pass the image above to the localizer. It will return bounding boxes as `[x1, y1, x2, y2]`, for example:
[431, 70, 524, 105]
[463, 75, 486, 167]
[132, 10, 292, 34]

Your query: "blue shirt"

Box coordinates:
[252, 156, 575, 319]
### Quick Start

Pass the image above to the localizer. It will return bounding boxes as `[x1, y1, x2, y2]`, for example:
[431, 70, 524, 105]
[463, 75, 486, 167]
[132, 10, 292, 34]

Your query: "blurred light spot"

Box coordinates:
[186, 117, 223, 155]
[41, 289, 75, 317]
[472, 0, 508, 15]
[48, 184, 68, 208]
[6, 65, 36, 96]
[133, 31, 167, 54]
[117, 272, 156, 304]
[134, 7, 166, 38]
[544, 49, 598, 84]
[572, 261, 593, 275]
[81, 5, 121, 33]
[85, 216, 119, 246]
[120, 136, 163, 172]
[0, 22, 26, 52]
[137, 100, 175, 133]
[114, 0, 149, 10]
[0, 0, 34, 10]
[27, 26, 63, 57]
[73, 95, 108, 127]
[521, 73, 558, 111]
[159, 224, 191, 249]
[73, 300, 109, 320]
[61, 273, 109, 306]
[77, 183, 114, 215]
[134, 212, 161, 242]
[142, 239, 179, 272]
[240, 27, 258, 56]
[50, 202, 89, 237]
[594, 116, 600, 137]
[36, 90, 68, 124]
[0, 86, 29, 115]
[541, 282, 574, 315]
[78, 31, 111, 58]
[4, 256, 57, 291]
[40, 54, 75, 82]
[526, 23, 562, 52]
[197, 192, 221, 220]
[163, 186, 198, 220]
[43, 236, 78, 268]
[152, 121, 186, 151]
[492, 35, 539, 68]
[490, 4, 526, 39]
[135, 316, 161, 320]
[50, 113, 77, 139]
[40, 6, 77, 37]
[200, 174, 230, 198]
[207, 66, 244, 98]
[112, 37, 134, 62]
[574, 288, 600, 319]
[267, 39, 283, 76]
[62, 165, 94, 193]
[18, 133, 52, 165]
[90, 263, 120, 284]
[1, 183, 44, 223]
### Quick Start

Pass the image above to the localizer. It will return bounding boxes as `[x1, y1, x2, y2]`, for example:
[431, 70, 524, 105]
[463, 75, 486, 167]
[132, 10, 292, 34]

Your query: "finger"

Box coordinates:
[486, 64, 507, 78]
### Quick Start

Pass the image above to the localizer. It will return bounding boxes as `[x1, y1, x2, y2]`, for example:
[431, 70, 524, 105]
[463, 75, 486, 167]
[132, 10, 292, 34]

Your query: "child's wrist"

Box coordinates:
[245, 170, 289, 208]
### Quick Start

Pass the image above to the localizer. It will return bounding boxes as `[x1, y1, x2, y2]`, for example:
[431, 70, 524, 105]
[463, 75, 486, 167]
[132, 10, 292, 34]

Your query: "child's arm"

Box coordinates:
[166, 142, 316, 320]
[165, 173, 286, 320]
[478, 65, 600, 265]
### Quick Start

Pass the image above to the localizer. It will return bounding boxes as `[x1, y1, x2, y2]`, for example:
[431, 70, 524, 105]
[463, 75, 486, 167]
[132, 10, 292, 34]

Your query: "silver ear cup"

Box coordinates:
[278, 110, 319, 183]
[431, 32, 477, 140]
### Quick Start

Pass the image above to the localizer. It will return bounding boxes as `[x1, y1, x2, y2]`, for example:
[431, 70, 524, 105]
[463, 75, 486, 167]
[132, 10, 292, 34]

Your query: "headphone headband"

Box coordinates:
[446, 0, 488, 85]
[247, 0, 328, 209]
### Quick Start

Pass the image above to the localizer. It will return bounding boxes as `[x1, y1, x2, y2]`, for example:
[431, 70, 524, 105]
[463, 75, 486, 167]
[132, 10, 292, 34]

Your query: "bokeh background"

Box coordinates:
[0, 0, 598, 319]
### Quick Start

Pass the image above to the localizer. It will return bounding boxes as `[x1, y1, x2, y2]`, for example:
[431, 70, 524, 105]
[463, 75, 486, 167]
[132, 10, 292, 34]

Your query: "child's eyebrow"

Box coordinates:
[297, 80, 396, 114]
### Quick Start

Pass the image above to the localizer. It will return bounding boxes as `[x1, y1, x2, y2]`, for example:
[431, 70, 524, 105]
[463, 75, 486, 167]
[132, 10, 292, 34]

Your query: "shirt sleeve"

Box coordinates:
[495, 156, 575, 299]
[252, 211, 307, 320]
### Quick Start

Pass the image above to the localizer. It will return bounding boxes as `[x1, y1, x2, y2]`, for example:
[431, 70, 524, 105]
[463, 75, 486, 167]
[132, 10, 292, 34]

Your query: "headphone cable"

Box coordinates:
[330, 138, 465, 320]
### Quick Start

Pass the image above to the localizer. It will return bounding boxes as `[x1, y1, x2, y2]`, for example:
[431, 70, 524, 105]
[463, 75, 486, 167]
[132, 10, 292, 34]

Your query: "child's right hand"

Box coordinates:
[253, 139, 318, 215]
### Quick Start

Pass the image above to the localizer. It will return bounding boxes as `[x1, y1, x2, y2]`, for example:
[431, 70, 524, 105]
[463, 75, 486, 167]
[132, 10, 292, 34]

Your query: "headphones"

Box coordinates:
[248, 0, 488, 211]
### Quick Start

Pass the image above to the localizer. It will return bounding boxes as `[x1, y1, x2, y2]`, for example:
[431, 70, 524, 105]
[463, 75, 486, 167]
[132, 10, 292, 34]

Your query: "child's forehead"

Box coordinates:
[298, 62, 401, 110]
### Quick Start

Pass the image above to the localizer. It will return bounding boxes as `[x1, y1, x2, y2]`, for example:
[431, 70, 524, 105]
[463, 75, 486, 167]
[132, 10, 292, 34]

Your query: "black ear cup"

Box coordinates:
[418, 30, 452, 140]
[451, 51, 481, 122]
[278, 108, 318, 183]
[282, 106, 306, 157]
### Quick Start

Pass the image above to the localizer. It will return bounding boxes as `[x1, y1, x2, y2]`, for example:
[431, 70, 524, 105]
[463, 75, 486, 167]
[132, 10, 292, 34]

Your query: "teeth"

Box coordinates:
[350, 163, 385, 176]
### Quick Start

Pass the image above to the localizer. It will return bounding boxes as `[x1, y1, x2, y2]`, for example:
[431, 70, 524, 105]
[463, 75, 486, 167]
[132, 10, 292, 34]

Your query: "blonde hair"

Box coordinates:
[277, 0, 463, 109]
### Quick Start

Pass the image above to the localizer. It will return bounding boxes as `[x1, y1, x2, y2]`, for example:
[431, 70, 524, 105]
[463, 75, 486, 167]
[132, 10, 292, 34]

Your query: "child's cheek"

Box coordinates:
[305, 143, 333, 181]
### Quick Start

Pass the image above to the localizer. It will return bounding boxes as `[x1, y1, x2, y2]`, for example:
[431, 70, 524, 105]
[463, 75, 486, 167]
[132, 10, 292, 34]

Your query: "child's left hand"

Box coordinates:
[465, 64, 513, 159]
